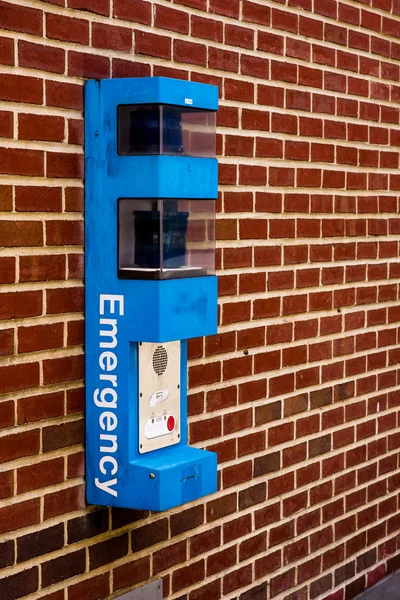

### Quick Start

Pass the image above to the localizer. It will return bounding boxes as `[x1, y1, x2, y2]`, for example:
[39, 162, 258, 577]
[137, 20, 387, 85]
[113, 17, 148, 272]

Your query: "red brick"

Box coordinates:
[47, 153, 83, 179]
[226, 24, 254, 50]
[241, 55, 269, 81]
[224, 408, 252, 435]
[64, 188, 83, 212]
[46, 13, 89, 44]
[0, 148, 44, 177]
[189, 362, 221, 387]
[18, 391, 64, 425]
[0, 499, 40, 534]
[242, 110, 270, 132]
[258, 84, 285, 108]
[92, 23, 132, 51]
[67, 0, 109, 14]
[19, 114, 63, 144]
[191, 526, 220, 557]
[17, 457, 64, 493]
[223, 301, 251, 324]
[113, 0, 150, 22]
[153, 541, 186, 574]
[0, 109, 13, 138]
[43, 355, 84, 385]
[272, 114, 297, 135]
[19, 41, 64, 74]
[226, 135, 254, 157]
[44, 485, 85, 519]
[243, 0, 270, 25]
[0, 1, 42, 35]
[209, 0, 239, 17]
[254, 247, 281, 268]
[0, 291, 42, 321]
[112, 59, 151, 79]
[223, 356, 252, 381]
[69, 574, 111, 600]
[190, 416, 221, 443]
[192, 15, 222, 42]
[68, 452, 84, 480]
[239, 273, 266, 295]
[223, 461, 252, 488]
[46, 220, 83, 246]
[174, 40, 207, 66]
[0, 256, 15, 284]
[68, 255, 84, 280]
[15, 187, 62, 213]
[46, 81, 83, 110]
[18, 323, 64, 354]
[239, 164, 266, 185]
[238, 432, 265, 458]
[20, 255, 65, 282]
[46, 287, 84, 314]
[240, 218, 267, 239]
[207, 545, 236, 576]
[223, 565, 252, 595]
[0, 327, 13, 357]
[209, 47, 239, 72]
[0, 74, 42, 106]
[68, 51, 110, 78]
[0, 428, 39, 464]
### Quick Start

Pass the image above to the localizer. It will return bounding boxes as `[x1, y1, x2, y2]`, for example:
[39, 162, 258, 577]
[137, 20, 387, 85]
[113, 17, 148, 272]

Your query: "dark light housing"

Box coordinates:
[118, 198, 216, 280]
[118, 104, 216, 157]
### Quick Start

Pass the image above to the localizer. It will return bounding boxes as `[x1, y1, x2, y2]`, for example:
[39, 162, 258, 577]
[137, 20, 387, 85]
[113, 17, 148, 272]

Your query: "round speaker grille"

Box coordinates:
[153, 346, 168, 376]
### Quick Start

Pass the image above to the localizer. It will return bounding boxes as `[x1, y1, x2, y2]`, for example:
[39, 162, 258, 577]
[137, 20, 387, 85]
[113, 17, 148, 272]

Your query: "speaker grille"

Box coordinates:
[153, 345, 168, 375]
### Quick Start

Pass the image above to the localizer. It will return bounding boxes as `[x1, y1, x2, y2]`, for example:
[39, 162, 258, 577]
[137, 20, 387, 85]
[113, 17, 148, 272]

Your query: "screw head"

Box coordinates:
[150, 472, 156, 479]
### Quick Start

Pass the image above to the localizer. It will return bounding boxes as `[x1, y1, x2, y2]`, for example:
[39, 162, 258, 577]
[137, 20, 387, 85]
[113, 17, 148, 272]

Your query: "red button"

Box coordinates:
[167, 416, 175, 432]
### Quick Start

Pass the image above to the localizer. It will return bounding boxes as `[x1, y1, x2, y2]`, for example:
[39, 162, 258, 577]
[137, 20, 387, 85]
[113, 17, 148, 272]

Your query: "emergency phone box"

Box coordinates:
[85, 77, 219, 511]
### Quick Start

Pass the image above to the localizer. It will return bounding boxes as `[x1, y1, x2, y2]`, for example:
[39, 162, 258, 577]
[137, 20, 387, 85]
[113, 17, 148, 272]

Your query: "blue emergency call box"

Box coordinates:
[85, 77, 219, 511]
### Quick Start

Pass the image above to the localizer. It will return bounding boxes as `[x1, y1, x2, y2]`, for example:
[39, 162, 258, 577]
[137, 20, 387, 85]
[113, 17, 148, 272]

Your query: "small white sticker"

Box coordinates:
[149, 389, 169, 407]
[185, 98, 193, 105]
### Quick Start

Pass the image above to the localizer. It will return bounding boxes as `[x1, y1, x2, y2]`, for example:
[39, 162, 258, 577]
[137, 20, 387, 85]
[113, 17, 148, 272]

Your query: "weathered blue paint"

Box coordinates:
[85, 77, 218, 511]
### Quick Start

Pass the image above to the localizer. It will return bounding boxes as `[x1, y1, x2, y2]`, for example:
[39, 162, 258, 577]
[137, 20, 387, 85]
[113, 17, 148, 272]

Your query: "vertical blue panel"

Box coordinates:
[85, 78, 218, 511]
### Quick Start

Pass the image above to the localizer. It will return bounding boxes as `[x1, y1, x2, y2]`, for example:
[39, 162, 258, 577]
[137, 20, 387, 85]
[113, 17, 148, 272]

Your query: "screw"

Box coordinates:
[243, 349, 249, 356]
[150, 472, 156, 479]
[337, 307, 342, 313]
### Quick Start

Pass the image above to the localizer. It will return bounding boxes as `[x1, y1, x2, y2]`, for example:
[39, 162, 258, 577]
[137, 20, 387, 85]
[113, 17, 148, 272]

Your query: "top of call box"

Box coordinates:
[93, 76, 219, 112]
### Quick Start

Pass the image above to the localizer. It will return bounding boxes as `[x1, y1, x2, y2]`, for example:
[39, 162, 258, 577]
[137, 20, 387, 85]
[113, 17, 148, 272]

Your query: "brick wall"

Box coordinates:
[1, 0, 400, 599]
